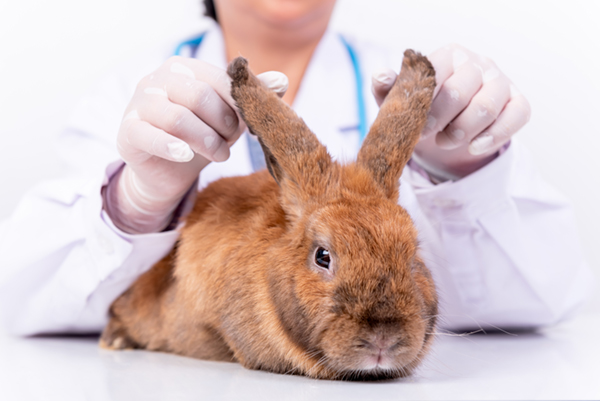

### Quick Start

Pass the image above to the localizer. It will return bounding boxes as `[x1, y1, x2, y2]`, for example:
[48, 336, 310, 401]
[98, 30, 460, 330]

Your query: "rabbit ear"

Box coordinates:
[357, 50, 436, 200]
[228, 57, 334, 208]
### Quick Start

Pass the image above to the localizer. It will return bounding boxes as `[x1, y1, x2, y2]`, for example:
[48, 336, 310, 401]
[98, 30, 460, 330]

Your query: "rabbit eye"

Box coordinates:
[315, 247, 331, 269]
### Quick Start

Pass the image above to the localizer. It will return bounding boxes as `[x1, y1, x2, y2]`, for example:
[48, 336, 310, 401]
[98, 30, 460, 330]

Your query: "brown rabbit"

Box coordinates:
[100, 50, 438, 381]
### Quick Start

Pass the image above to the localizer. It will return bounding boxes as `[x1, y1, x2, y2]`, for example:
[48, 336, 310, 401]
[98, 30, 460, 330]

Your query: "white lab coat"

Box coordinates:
[0, 24, 593, 336]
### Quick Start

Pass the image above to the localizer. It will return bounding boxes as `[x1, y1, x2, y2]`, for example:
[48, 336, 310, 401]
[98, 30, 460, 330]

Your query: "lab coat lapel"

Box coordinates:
[293, 31, 362, 163]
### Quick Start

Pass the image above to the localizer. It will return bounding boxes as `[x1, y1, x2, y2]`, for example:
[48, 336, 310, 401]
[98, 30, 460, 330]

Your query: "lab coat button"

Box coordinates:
[97, 234, 115, 255]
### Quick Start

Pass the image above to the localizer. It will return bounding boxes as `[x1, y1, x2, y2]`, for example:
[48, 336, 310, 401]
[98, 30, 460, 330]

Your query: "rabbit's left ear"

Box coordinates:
[228, 58, 335, 216]
[357, 50, 436, 201]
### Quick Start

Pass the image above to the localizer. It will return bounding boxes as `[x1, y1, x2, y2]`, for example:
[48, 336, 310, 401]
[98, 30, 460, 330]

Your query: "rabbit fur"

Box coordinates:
[100, 50, 438, 381]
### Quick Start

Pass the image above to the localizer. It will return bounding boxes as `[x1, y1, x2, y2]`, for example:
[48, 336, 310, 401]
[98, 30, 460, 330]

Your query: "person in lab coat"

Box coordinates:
[0, 0, 593, 336]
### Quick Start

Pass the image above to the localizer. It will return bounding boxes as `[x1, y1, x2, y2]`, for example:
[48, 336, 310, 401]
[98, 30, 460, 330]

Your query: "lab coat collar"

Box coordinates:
[195, 24, 228, 70]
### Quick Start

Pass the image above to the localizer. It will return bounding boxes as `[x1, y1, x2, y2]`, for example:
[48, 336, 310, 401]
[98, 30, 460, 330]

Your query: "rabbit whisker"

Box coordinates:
[426, 329, 484, 337]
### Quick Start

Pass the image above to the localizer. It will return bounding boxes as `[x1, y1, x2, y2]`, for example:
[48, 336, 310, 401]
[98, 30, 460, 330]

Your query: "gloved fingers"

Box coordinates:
[468, 90, 531, 155]
[119, 117, 197, 164]
[160, 73, 240, 141]
[154, 60, 288, 135]
[426, 45, 462, 99]
[163, 58, 288, 124]
[136, 95, 230, 162]
[422, 62, 483, 139]
[158, 72, 289, 143]
[436, 76, 511, 150]
[410, 43, 532, 179]
[164, 57, 237, 111]
[257, 71, 289, 98]
[371, 68, 398, 107]
[161, 57, 249, 140]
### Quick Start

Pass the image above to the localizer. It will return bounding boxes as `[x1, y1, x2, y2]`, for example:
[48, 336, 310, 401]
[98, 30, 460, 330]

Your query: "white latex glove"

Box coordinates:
[372, 44, 531, 181]
[104, 56, 288, 234]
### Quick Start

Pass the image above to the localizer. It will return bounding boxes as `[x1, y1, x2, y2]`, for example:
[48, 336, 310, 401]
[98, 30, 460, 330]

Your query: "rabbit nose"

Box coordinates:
[364, 333, 404, 353]
[372, 336, 393, 351]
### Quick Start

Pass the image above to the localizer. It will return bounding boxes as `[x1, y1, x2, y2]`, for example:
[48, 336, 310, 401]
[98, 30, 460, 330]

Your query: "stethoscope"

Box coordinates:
[174, 32, 367, 170]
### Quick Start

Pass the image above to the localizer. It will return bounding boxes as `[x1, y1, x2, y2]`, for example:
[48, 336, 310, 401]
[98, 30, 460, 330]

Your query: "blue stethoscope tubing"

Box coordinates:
[173, 32, 368, 143]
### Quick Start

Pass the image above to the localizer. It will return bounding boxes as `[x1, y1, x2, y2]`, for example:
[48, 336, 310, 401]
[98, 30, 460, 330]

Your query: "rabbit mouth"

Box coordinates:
[361, 350, 397, 371]
[317, 344, 422, 380]
[357, 344, 419, 375]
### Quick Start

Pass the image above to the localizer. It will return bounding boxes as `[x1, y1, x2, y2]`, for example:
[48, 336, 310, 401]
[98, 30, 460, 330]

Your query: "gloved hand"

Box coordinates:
[372, 44, 531, 182]
[103, 56, 289, 234]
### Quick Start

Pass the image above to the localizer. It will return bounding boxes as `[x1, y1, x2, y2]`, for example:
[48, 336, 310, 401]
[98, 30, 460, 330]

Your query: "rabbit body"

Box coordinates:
[101, 51, 438, 380]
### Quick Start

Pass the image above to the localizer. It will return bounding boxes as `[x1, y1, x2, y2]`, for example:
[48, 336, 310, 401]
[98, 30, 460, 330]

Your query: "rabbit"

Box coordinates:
[100, 49, 438, 381]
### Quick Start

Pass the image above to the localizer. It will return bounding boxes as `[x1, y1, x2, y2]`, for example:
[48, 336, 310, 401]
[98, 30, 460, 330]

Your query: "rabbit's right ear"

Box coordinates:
[228, 58, 334, 216]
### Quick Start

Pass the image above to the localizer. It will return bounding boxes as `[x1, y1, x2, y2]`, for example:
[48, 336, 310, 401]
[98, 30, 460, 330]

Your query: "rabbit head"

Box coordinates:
[228, 51, 437, 380]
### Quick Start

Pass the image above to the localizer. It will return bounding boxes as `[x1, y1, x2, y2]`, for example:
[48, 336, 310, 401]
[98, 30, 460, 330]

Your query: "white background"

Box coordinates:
[1, 0, 599, 310]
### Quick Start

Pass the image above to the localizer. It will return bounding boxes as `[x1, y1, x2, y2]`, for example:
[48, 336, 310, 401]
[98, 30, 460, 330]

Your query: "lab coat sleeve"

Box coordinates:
[0, 52, 183, 335]
[401, 140, 595, 331]
[0, 168, 181, 335]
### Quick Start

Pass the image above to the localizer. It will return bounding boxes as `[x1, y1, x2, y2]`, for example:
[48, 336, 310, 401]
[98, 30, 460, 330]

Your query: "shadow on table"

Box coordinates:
[92, 328, 579, 401]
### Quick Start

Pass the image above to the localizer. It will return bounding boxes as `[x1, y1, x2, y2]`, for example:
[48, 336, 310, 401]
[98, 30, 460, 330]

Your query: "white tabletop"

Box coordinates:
[1, 313, 598, 401]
